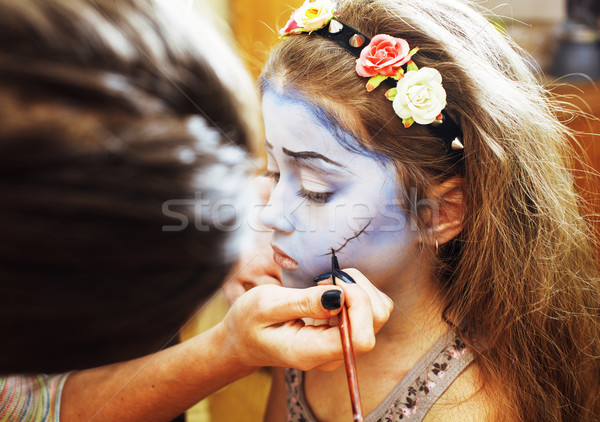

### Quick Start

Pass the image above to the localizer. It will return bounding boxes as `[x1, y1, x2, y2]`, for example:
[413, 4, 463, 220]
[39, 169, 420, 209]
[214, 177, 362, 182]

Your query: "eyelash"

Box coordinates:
[298, 188, 333, 204]
[263, 170, 334, 204]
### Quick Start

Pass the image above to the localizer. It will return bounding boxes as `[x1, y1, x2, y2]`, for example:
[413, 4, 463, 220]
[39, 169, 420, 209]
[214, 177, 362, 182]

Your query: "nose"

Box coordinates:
[260, 182, 295, 234]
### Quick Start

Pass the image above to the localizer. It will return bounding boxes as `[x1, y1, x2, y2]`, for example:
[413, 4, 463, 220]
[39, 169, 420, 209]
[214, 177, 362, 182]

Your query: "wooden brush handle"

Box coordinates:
[338, 304, 364, 422]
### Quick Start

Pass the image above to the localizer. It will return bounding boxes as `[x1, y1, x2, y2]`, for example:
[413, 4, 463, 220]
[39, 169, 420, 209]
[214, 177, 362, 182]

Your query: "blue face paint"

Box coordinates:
[261, 82, 388, 163]
[260, 90, 418, 291]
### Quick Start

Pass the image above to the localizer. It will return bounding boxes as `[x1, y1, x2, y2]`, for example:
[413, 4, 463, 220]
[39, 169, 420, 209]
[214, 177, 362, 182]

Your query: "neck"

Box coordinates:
[371, 249, 449, 360]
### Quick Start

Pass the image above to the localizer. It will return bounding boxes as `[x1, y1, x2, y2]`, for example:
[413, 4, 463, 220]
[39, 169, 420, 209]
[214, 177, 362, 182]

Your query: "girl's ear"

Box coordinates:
[426, 177, 465, 247]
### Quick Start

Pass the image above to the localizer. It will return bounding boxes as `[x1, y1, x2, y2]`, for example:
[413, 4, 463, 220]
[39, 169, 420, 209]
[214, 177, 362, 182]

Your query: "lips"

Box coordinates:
[271, 244, 299, 271]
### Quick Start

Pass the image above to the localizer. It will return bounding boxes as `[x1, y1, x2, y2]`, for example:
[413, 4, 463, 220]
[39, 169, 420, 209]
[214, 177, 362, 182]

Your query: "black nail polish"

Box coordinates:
[321, 290, 342, 310]
[335, 270, 356, 284]
[313, 272, 332, 283]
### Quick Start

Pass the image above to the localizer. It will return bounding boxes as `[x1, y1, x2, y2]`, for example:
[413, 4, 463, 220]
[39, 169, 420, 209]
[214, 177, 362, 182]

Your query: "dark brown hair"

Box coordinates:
[261, 0, 600, 420]
[0, 0, 258, 373]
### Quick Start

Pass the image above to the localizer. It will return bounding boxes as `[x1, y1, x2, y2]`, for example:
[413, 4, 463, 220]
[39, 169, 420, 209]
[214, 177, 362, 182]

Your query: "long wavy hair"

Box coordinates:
[261, 0, 600, 420]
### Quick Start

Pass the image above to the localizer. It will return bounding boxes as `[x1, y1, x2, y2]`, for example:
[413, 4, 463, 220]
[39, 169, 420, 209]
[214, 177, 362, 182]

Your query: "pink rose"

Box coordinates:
[401, 408, 412, 417]
[356, 34, 411, 77]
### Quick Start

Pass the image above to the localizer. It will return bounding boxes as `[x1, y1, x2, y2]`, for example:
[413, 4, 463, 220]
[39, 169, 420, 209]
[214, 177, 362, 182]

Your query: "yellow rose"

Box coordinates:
[292, 0, 336, 32]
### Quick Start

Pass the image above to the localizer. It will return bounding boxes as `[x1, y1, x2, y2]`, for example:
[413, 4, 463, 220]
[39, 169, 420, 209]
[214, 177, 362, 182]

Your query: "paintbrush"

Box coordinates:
[331, 248, 364, 422]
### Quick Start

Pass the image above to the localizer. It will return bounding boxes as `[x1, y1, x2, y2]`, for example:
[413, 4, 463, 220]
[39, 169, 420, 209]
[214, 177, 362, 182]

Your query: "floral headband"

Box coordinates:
[280, 0, 464, 152]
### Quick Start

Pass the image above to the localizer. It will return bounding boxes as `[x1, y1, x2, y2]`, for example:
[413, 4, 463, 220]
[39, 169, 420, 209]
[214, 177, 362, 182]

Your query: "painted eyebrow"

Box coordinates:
[282, 147, 343, 168]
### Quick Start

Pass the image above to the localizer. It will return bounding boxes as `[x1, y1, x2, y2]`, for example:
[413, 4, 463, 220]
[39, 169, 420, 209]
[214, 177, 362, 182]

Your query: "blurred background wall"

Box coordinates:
[484, 0, 565, 21]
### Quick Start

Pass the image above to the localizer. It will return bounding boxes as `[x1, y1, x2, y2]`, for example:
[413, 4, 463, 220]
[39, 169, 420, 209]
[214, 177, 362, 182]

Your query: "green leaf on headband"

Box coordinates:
[406, 60, 419, 72]
[402, 117, 415, 128]
[366, 75, 388, 92]
[409, 47, 420, 57]
[385, 88, 397, 101]
[393, 67, 405, 80]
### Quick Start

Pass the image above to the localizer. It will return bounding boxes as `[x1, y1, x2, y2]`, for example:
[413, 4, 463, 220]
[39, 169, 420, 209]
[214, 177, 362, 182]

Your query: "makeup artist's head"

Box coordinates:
[0, 0, 259, 373]
[261, 1, 599, 419]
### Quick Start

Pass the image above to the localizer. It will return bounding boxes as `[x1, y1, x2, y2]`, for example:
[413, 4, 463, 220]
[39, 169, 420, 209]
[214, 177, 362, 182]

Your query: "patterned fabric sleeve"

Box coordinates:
[0, 373, 70, 422]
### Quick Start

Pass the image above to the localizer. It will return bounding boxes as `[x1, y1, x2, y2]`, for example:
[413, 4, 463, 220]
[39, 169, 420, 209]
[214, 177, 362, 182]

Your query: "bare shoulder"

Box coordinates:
[423, 365, 501, 422]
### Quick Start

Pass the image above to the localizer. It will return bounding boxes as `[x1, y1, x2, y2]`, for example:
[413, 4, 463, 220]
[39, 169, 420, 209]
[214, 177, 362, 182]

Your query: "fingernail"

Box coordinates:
[321, 290, 342, 310]
[335, 270, 356, 284]
[313, 272, 332, 283]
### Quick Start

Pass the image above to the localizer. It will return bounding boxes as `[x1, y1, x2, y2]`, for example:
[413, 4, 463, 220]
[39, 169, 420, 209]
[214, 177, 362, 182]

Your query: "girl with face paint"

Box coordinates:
[261, 0, 600, 421]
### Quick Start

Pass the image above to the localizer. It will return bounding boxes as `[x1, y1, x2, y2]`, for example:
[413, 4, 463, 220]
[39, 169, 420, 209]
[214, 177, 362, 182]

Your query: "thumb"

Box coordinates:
[250, 284, 343, 325]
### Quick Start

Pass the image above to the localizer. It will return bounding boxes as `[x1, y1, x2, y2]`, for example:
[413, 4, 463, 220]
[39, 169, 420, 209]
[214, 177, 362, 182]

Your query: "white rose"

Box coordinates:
[392, 67, 447, 125]
[293, 0, 336, 32]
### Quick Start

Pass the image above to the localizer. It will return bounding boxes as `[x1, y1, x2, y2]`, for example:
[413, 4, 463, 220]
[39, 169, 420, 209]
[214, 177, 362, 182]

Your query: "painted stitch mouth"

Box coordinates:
[321, 220, 372, 256]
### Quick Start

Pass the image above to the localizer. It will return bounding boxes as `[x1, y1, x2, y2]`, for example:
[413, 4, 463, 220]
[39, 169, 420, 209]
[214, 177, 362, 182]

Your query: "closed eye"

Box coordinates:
[298, 188, 333, 204]
[265, 170, 333, 204]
